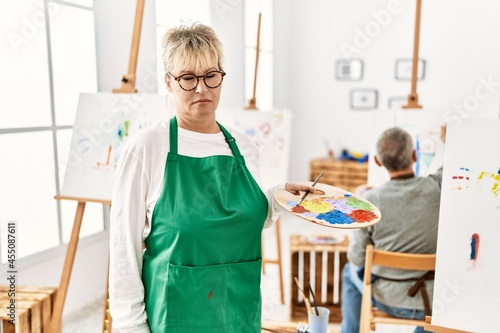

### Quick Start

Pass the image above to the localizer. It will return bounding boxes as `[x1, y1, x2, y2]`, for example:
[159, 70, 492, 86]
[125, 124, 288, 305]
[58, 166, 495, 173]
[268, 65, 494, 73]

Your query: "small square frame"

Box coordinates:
[335, 59, 364, 81]
[350, 88, 378, 110]
[395, 58, 426, 81]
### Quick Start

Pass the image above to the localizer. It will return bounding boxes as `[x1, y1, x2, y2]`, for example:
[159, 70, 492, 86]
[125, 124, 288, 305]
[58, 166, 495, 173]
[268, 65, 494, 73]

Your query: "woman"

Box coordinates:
[109, 23, 312, 333]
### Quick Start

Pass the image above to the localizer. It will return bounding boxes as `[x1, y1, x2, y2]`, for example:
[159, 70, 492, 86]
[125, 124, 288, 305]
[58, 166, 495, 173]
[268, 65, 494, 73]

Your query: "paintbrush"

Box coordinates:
[294, 277, 314, 315]
[297, 171, 324, 206]
[308, 283, 319, 316]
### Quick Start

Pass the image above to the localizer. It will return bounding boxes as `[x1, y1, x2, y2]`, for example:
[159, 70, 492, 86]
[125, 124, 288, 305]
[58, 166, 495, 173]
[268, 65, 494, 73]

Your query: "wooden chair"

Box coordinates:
[359, 244, 436, 333]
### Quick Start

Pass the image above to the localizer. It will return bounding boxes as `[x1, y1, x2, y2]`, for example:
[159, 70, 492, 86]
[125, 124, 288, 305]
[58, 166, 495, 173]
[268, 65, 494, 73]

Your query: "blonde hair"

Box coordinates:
[161, 22, 224, 73]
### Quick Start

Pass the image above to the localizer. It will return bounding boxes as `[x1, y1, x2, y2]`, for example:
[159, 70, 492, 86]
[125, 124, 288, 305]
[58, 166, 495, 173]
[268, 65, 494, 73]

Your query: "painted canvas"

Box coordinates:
[431, 119, 500, 332]
[216, 109, 291, 189]
[367, 109, 446, 186]
[60, 93, 167, 201]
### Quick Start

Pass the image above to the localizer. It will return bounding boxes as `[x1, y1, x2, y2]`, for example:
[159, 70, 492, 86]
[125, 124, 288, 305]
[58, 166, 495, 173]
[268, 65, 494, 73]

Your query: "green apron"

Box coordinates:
[143, 117, 269, 332]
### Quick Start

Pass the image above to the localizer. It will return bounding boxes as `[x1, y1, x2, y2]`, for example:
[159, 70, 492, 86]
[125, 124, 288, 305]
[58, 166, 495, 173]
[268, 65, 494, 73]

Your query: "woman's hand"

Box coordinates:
[284, 182, 315, 196]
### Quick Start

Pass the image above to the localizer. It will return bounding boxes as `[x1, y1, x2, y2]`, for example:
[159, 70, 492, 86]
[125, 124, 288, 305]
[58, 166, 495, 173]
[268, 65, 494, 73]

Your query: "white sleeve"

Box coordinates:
[109, 142, 151, 333]
[263, 183, 287, 229]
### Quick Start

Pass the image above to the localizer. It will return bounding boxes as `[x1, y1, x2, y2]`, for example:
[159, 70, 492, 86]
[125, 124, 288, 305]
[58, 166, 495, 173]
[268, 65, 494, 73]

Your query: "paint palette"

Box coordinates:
[274, 182, 381, 229]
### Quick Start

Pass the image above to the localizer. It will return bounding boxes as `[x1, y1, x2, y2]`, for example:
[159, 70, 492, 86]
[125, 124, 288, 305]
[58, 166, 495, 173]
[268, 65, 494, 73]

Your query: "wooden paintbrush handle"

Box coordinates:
[294, 277, 314, 314]
[304, 298, 314, 315]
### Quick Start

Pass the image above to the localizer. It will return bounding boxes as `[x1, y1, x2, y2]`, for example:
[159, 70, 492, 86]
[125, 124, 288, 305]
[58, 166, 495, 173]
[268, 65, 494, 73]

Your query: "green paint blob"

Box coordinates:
[346, 197, 373, 211]
[123, 120, 130, 137]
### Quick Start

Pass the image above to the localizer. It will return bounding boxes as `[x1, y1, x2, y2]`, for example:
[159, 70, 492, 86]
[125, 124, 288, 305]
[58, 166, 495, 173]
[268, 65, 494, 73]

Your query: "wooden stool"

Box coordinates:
[290, 235, 349, 323]
[0, 285, 57, 333]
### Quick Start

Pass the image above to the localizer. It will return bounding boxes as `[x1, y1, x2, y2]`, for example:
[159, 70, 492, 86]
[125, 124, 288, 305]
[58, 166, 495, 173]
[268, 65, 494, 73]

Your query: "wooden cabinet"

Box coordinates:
[310, 158, 368, 193]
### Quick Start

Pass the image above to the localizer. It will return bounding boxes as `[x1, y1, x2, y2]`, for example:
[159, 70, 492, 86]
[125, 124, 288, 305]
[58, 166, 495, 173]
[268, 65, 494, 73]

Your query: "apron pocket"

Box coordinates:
[164, 259, 262, 330]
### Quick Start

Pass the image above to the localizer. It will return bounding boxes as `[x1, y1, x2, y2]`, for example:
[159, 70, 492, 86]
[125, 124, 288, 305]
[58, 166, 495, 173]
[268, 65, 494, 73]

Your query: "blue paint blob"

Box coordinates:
[470, 233, 479, 261]
[460, 167, 470, 171]
[470, 239, 477, 260]
[317, 210, 354, 225]
[287, 200, 297, 207]
[344, 194, 352, 197]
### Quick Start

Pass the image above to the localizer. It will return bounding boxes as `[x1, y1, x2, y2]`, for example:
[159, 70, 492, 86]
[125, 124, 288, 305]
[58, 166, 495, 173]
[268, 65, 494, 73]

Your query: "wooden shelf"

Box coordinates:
[310, 158, 368, 193]
[290, 235, 349, 323]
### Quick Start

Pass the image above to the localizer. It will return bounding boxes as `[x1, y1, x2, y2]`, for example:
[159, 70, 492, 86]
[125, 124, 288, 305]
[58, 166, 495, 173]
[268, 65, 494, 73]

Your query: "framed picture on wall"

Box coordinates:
[388, 96, 407, 109]
[350, 88, 378, 110]
[395, 58, 426, 81]
[335, 59, 364, 81]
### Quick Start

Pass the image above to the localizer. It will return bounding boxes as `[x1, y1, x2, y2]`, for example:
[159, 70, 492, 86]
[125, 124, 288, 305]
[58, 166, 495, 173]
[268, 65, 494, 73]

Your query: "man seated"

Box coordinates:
[341, 127, 445, 333]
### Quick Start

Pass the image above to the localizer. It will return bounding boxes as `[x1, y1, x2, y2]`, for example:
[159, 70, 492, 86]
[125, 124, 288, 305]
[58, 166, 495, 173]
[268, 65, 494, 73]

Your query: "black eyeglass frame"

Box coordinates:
[166, 70, 226, 91]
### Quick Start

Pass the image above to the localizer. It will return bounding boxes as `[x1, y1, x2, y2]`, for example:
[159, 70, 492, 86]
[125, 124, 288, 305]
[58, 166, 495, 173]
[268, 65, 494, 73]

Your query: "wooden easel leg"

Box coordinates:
[102, 255, 112, 333]
[261, 217, 285, 304]
[49, 201, 86, 333]
[275, 218, 285, 304]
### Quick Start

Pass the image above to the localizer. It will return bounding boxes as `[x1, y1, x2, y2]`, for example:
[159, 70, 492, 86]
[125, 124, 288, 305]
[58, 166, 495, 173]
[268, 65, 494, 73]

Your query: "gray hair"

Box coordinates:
[161, 22, 224, 74]
[376, 127, 414, 172]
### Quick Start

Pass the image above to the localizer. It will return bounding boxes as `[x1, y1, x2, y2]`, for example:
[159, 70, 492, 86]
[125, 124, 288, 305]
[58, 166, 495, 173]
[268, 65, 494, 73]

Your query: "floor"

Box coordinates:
[62, 213, 416, 332]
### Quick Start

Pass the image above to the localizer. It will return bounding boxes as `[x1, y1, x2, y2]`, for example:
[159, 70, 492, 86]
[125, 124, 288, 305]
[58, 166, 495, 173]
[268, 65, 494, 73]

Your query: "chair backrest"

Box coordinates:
[360, 244, 437, 333]
[363, 244, 436, 283]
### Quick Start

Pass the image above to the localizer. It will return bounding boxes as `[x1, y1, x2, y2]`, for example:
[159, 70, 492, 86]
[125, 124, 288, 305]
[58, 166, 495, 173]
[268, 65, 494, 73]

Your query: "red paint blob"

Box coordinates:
[292, 205, 309, 213]
[349, 210, 377, 222]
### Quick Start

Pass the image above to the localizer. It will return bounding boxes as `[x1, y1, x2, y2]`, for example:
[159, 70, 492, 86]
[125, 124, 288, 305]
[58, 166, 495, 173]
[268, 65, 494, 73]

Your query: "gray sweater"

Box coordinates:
[347, 168, 443, 309]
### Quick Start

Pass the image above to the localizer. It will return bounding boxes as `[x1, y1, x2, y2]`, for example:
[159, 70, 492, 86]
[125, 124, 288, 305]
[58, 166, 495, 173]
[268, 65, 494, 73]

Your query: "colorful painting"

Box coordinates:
[432, 119, 500, 332]
[60, 93, 167, 201]
[274, 183, 381, 229]
[368, 109, 445, 186]
[216, 108, 291, 189]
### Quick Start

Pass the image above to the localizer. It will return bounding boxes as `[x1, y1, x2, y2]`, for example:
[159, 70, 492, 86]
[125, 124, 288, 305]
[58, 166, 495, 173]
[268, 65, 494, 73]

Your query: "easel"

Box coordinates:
[245, 12, 261, 110]
[403, 0, 423, 109]
[48, 196, 111, 333]
[49, 1, 146, 332]
[262, 217, 285, 304]
[423, 316, 473, 333]
[104, 1, 146, 332]
[112, 0, 145, 93]
[244, 12, 285, 304]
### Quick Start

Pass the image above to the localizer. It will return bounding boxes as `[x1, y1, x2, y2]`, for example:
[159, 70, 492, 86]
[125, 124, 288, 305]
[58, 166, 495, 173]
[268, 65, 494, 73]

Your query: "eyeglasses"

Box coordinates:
[167, 70, 226, 91]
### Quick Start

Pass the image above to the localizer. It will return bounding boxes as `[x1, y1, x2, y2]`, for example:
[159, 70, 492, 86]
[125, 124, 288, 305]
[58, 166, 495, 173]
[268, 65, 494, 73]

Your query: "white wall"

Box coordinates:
[274, 0, 500, 182]
[210, 0, 246, 108]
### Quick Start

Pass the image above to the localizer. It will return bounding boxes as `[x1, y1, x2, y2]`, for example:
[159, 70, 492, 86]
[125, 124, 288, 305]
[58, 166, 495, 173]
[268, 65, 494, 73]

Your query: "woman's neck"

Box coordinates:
[175, 114, 220, 134]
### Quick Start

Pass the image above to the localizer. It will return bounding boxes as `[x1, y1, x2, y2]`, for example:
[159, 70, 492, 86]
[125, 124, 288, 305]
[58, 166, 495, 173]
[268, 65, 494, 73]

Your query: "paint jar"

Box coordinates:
[308, 306, 330, 333]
